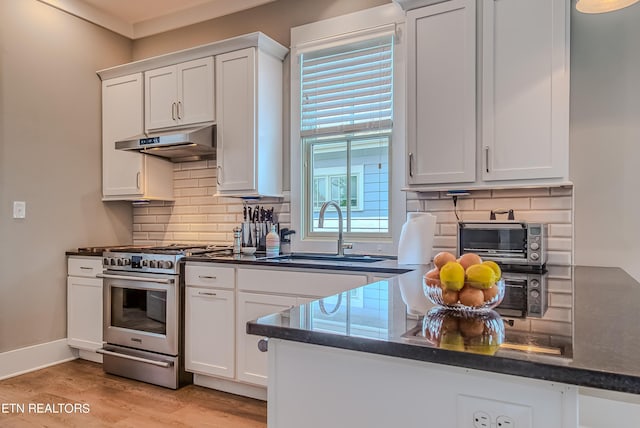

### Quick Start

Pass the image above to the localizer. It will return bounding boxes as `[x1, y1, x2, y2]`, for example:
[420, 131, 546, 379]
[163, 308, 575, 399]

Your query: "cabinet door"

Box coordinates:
[67, 276, 103, 351]
[216, 48, 256, 193]
[406, 0, 476, 185]
[236, 292, 297, 386]
[185, 287, 235, 378]
[177, 57, 215, 126]
[145, 65, 178, 130]
[481, 0, 568, 181]
[102, 74, 145, 198]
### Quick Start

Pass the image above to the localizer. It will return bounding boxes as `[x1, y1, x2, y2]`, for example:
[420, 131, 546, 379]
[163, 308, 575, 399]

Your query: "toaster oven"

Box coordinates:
[457, 221, 547, 267]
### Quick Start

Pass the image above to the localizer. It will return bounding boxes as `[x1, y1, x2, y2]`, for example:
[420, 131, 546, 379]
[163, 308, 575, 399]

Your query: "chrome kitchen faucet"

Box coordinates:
[318, 201, 353, 256]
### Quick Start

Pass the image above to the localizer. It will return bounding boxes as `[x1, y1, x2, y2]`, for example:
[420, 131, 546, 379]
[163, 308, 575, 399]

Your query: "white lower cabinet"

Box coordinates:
[184, 263, 370, 391]
[185, 287, 235, 378]
[236, 292, 299, 386]
[67, 256, 104, 362]
[184, 264, 235, 379]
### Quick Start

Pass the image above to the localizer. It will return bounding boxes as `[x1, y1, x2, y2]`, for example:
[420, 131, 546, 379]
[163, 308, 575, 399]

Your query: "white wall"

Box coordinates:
[570, 5, 640, 280]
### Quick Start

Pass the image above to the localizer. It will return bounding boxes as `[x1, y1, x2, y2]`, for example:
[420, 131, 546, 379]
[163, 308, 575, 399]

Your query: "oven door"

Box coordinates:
[100, 271, 178, 356]
[458, 222, 528, 264]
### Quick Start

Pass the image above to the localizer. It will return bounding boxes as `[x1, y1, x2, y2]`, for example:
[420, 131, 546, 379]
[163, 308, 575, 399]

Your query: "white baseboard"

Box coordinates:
[0, 339, 77, 380]
[193, 374, 267, 401]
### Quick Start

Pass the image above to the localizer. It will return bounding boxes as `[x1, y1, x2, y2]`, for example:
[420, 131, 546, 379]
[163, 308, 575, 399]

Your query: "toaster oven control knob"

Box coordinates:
[530, 252, 540, 261]
[530, 279, 540, 288]
[530, 289, 540, 299]
[530, 242, 540, 251]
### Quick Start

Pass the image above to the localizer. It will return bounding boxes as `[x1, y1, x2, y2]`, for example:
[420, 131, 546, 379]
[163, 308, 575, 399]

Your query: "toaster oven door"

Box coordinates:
[458, 222, 528, 263]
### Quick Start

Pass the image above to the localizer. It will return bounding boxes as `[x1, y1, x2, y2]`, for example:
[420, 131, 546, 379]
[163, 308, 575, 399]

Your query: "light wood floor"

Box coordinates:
[0, 359, 267, 427]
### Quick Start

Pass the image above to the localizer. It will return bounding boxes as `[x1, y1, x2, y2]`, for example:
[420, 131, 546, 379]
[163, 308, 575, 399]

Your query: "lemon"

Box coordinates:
[482, 260, 502, 280]
[440, 331, 465, 352]
[439, 262, 465, 291]
[465, 264, 497, 289]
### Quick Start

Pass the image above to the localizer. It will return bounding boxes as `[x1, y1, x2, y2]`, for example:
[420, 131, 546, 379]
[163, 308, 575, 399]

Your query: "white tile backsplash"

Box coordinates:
[407, 186, 574, 265]
[132, 161, 290, 246]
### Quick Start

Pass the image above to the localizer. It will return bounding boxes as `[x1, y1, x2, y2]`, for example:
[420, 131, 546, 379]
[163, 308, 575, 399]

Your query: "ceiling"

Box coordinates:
[38, 0, 276, 39]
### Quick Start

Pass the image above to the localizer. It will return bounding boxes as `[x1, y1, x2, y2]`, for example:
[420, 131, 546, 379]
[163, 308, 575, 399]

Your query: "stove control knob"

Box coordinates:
[530, 242, 540, 251]
[149, 260, 157, 268]
[103, 257, 109, 265]
[110, 258, 117, 266]
[123, 258, 131, 266]
[141, 259, 149, 267]
[530, 252, 540, 261]
[160, 261, 173, 269]
[116, 258, 123, 266]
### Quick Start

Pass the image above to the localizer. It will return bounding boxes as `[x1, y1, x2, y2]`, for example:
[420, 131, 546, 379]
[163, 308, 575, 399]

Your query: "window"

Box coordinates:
[300, 36, 393, 238]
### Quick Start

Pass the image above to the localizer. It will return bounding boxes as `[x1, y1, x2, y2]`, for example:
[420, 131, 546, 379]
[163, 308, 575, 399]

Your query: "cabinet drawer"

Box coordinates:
[185, 263, 235, 289]
[68, 257, 103, 277]
[237, 268, 368, 297]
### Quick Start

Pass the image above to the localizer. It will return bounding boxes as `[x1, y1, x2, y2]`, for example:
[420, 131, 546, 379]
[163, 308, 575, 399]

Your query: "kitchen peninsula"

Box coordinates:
[248, 265, 640, 428]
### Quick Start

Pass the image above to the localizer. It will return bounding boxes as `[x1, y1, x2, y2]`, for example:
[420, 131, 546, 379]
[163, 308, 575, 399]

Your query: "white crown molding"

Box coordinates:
[38, 0, 276, 39]
[37, 0, 135, 38]
[133, 0, 277, 39]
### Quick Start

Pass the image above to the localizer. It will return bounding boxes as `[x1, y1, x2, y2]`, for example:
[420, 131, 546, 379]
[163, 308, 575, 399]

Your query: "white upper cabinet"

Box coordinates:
[402, 0, 569, 190]
[215, 47, 284, 197]
[102, 74, 174, 201]
[145, 57, 215, 131]
[481, 0, 569, 182]
[406, 0, 476, 185]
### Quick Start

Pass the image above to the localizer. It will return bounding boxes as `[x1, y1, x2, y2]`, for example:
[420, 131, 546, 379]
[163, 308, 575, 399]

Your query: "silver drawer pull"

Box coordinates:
[96, 348, 173, 368]
[198, 291, 217, 296]
[79, 267, 93, 270]
[199, 275, 217, 279]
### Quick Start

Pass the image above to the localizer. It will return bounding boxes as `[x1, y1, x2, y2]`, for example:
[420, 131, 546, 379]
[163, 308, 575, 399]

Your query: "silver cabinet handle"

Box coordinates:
[177, 101, 182, 119]
[136, 172, 141, 190]
[484, 146, 490, 173]
[171, 102, 176, 120]
[258, 338, 268, 352]
[216, 165, 222, 185]
[408, 152, 414, 177]
[96, 348, 172, 368]
[198, 291, 217, 296]
[198, 275, 217, 279]
[97, 273, 174, 284]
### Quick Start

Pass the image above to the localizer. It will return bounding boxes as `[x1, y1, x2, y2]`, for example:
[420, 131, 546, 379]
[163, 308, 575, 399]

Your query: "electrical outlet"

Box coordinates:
[473, 411, 491, 428]
[497, 416, 515, 427]
[457, 395, 532, 428]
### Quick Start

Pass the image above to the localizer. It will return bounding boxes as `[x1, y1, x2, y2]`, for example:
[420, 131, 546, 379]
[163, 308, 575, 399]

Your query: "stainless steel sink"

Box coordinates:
[259, 253, 386, 263]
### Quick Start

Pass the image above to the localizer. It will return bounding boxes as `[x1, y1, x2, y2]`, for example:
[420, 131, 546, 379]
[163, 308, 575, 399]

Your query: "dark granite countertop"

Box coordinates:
[248, 264, 640, 395]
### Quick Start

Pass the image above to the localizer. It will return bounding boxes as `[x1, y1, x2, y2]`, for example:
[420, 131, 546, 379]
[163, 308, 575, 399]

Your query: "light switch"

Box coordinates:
[13, 201, 26, 219]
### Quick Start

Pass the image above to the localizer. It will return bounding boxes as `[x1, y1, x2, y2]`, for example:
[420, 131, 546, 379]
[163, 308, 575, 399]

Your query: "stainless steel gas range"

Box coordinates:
[97, 244, 231, 389]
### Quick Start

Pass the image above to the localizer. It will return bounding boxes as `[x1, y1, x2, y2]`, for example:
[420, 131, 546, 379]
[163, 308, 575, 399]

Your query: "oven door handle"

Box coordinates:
[96, 348, 173, 368]
[97, 273, 174, 284]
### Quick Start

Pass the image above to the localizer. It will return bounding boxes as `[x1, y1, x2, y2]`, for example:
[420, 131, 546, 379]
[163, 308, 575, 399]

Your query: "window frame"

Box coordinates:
[289, 4, 406, 255]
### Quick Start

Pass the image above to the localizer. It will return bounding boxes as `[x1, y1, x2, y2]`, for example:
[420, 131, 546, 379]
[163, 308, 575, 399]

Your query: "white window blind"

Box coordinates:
[300, 36, 394, 137]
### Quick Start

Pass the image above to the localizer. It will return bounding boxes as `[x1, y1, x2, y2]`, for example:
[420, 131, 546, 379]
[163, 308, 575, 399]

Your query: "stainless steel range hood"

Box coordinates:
[115, 125, 215, 162]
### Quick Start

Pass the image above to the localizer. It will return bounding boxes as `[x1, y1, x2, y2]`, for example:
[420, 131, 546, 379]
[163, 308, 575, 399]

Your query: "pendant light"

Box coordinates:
[576, 0, 640, 13]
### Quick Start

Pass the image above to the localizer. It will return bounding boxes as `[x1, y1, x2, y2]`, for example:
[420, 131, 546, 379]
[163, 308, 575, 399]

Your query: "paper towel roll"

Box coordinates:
[397, 212, 436, 265]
